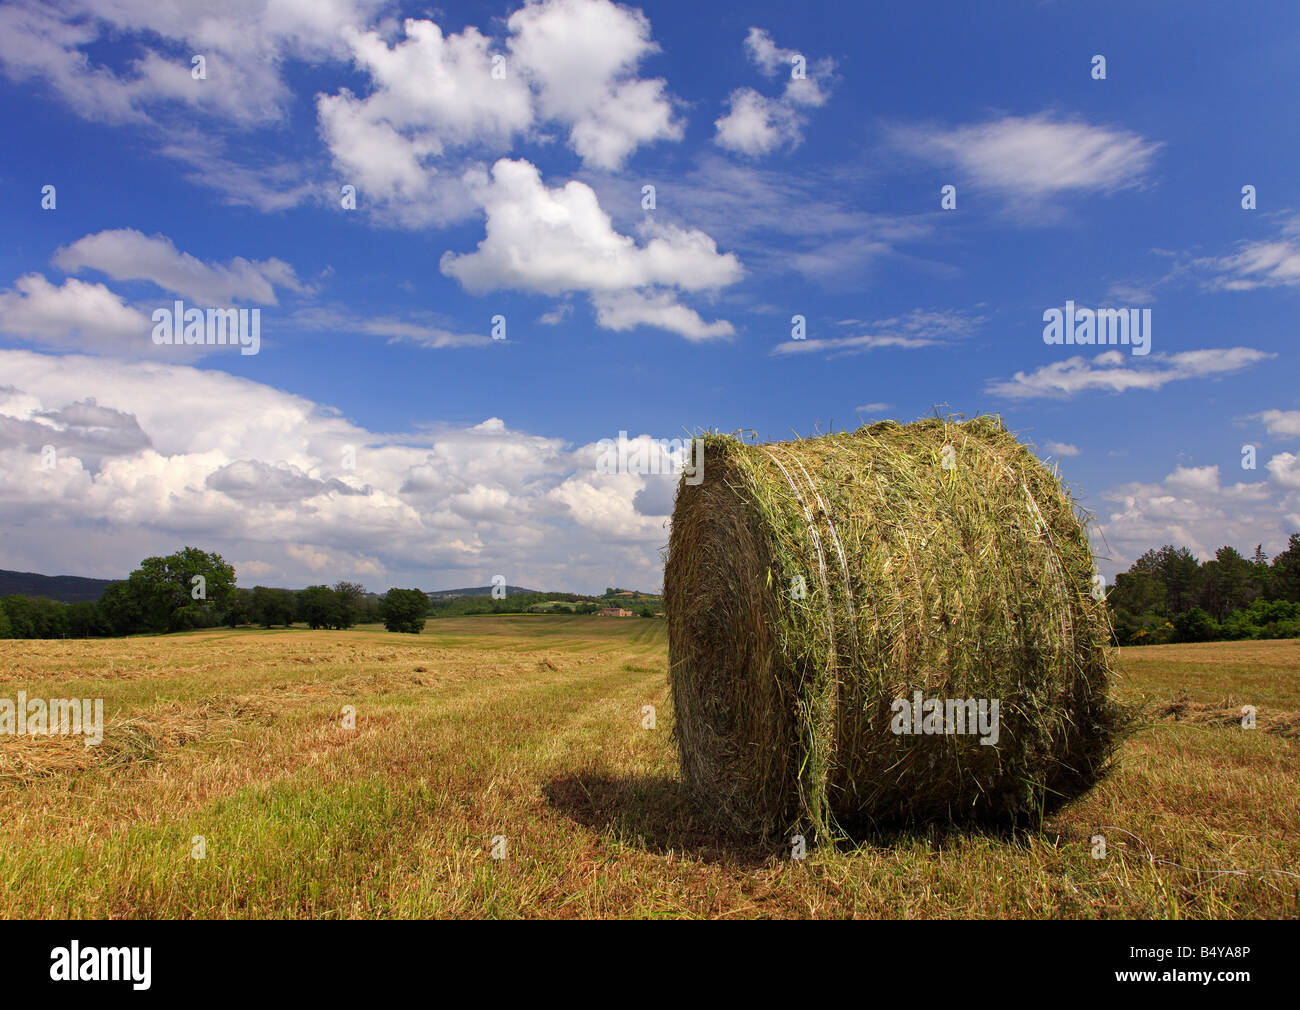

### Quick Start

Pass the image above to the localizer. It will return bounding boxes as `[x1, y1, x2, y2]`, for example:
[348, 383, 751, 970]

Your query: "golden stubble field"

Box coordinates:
[1, 616, 1297, 918]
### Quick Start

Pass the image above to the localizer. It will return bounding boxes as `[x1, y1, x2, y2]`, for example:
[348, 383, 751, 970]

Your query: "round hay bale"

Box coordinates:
[665, 416, 1123, 840]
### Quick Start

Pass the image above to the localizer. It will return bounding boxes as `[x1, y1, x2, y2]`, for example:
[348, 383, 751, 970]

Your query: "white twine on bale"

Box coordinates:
[765, 434, 1078, 688]
[1005, 462, 1077, 656]
[760, 443, 849, 824]
[787, 452, 863, 672]
[760, 446, 838, 664]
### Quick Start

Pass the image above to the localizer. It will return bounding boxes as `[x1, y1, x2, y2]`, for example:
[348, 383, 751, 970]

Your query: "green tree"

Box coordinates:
[1131, 545, 1202, 615]
[1108, 569, 1166, 618]
[0, 596, 36, 638]
[1250, 557, 1274, 601]
[1196, 546, 1256, 621]
[65, 601, 108, 637]
[1219, 545, 1258, 612]
[97, 576, 152, 635]
[134, 547, 237, 631]
[251, 586, 296, 627]
[1173, 606, 1218, 643]
[379, 588, 428, 634]
[332, 581, 365, 629]
[224, 587, 255, 627]
[0, 596, 69, 638]
[298, 585, 342, 630]
[1271, 534, 1300, 603]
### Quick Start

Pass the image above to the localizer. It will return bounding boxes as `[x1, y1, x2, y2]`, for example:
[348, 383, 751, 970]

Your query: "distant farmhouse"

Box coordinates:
[597, 607, 635, 617]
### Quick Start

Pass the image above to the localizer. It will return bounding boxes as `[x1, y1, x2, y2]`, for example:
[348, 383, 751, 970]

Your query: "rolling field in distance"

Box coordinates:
[1, 616, 1297, 919]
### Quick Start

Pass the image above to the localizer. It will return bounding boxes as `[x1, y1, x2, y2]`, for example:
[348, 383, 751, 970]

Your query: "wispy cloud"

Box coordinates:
[1194, 214, 1300, 291]
[891, 112, 1161, 204]
[595, 156, 933, 286]
[773, 308, 982, 357]
[986, 347, 1273, 399]
[293, 307, 494, 350]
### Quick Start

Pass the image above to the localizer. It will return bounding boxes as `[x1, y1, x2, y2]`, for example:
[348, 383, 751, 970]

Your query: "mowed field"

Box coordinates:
[1, 616, 1297, 919]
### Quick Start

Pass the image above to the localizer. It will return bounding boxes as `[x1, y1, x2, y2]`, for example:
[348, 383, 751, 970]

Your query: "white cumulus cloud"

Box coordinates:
[440, 158, 741, 339]
[53, 229, 302, 305]
[714, 28, 833, 157]
[0, 349, 675, 592]
[317, 0, 683, 225]
[0, 274, 153, 353]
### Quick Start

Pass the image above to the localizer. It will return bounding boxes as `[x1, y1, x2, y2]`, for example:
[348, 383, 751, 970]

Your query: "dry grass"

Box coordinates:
[666, 418, 1123, 840]
[0, 618, 1296, 918]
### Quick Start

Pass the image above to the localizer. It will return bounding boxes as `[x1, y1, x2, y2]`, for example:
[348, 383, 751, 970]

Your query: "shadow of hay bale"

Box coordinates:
[542, 771, 775, 866]
[828, 811, 1047, 853]
[543, 771, 1052, 861]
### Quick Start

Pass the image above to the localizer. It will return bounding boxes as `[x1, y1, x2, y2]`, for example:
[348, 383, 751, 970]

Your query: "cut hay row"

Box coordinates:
[665, 416, 1125, 841]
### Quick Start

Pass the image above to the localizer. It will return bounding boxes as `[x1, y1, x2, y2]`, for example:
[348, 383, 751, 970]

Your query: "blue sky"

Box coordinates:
[0, 0, 1297, 593]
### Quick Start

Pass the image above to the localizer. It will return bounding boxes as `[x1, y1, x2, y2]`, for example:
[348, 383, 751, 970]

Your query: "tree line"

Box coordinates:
[1107, 534, 1300, 645]
[12, 536, 1296, 646]
[0, 547, 432, 638]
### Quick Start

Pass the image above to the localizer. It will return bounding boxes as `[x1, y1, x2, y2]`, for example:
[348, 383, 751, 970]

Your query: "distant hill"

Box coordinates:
[426, 585, 543, 599]
[0, 569, 116, 603]
[425, 585, 663, 601]
[423, 584, 663, 620]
